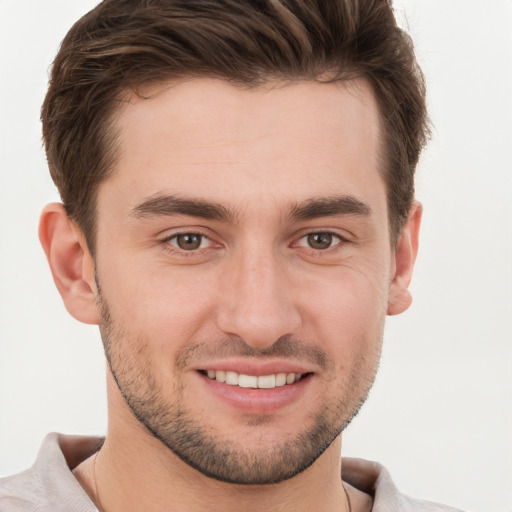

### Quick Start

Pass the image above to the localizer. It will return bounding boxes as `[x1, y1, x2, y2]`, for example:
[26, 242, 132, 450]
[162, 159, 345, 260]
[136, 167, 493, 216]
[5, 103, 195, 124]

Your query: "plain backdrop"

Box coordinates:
[0, 2, 511, 511]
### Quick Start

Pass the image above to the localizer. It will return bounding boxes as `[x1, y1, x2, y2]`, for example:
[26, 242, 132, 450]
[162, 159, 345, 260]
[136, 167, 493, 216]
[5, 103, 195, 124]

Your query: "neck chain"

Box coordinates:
[93, 450, 105, 512]
[343, 482, 353, 512]
[92, 451, 352, 512]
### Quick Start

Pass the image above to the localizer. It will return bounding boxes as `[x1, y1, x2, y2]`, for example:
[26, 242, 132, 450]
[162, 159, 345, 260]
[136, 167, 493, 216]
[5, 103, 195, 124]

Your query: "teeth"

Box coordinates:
[257, 374, 276, 389]
[239, 374, 258, 388]
[275, 373, 287, 387]
[225, 371, 238, 385]
[205, 370, 304, 388]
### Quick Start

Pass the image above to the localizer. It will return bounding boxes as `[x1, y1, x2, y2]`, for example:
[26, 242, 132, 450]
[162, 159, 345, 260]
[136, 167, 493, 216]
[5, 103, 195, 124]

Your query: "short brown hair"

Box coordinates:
[42, 0, 429, 254]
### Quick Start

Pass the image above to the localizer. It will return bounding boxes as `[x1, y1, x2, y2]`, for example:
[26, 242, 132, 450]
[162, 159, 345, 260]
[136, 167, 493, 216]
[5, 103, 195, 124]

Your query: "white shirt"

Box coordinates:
[0, 433, 465, 512]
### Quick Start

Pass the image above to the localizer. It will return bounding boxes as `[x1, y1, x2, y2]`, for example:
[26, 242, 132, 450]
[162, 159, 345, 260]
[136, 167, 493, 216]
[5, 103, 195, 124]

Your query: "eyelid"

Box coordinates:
[159, 225, 215, 242]
[294, 227, 350, 241]
[168, 233, 212, 250]
[160, 229, 221, 255]
[158, 227, 351, 255]
[295, 231, 343, 247]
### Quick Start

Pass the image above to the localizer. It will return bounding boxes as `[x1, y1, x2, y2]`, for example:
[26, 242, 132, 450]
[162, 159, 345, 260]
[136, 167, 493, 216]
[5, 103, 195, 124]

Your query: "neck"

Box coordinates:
[80, 375, 354, 512]
[93, 429, 348, 512]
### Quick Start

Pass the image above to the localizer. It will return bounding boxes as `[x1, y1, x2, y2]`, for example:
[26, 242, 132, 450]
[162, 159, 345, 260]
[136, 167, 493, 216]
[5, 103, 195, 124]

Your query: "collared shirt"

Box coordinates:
[0, 433, 464, 511]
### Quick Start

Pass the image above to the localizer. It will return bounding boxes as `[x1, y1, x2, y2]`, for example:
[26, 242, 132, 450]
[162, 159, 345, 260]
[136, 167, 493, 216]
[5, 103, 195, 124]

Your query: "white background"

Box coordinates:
[0, 2, 511, 511]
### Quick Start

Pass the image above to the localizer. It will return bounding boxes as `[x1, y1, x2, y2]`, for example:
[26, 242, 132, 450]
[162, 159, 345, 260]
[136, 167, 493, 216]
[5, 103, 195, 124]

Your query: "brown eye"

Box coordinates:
[305, 232, 339, 250]
[173, 233, 204, 250]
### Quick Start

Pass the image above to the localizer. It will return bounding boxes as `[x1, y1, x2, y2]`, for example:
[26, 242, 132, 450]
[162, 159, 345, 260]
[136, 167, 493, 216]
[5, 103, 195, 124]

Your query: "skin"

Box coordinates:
[40, 78, 421, 512]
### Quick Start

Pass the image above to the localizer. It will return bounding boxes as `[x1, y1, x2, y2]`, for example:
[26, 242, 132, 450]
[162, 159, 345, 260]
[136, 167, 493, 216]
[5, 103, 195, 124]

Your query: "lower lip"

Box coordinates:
[196, 372, 312, 414]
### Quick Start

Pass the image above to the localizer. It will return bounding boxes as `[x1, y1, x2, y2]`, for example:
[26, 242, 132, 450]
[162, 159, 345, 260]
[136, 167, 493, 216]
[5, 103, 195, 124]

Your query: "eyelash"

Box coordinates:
[294, 232, 346, 252]
[160, 231, 216, 256]
[160, 230, 348, 256]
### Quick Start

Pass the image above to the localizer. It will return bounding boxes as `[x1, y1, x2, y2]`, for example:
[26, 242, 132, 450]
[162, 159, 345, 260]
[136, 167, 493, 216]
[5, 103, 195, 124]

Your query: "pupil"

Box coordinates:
[177, 234, 201, 250]
[307, 233, 332, 250]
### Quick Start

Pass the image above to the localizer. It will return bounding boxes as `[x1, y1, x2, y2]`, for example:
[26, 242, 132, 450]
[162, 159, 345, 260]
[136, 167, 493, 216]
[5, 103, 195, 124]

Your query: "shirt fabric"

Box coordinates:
[0, 433, 464, 511]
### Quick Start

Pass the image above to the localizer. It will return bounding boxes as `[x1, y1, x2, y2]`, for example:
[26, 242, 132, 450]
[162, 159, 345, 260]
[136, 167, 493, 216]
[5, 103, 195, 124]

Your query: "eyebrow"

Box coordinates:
[130, 193, 371, 224]
[288, 195, 372, 220]
[130, 194, 239, 223]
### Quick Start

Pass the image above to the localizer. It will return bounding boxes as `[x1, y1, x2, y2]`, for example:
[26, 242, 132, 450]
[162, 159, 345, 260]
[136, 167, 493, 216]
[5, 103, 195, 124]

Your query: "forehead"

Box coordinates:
[102, 78, 385, 218]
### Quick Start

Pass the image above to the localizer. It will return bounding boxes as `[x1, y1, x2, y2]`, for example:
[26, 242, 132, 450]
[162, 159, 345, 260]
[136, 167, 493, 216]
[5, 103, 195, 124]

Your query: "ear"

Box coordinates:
[387, 201, 422, 316]
[39, 203, 100, 324]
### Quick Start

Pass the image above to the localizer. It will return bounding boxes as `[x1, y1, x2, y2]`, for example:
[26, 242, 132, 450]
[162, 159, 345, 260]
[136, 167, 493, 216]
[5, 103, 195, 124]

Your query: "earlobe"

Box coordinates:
[387, 201, 422, 316]
[39, 203, 100, 324]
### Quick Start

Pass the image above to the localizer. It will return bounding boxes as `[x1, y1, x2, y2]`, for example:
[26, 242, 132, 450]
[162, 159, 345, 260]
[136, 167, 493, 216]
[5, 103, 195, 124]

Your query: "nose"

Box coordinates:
[215, 247, 302, 348]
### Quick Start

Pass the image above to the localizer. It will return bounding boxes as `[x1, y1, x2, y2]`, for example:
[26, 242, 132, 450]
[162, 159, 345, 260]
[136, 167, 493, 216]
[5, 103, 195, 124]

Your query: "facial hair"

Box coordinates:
[97, 285, 381, 485]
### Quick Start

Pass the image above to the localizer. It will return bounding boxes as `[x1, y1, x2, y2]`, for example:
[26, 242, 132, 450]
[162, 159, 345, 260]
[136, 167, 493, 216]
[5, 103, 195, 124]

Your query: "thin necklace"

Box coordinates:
[343, 483, 353, 512]
[92, 452, 352, 512]
[93, 450, 105, 512]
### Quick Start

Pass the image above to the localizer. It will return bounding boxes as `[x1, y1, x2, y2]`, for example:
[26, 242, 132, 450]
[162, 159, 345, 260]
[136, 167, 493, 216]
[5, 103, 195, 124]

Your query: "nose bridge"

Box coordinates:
[216, 240, 301, 347]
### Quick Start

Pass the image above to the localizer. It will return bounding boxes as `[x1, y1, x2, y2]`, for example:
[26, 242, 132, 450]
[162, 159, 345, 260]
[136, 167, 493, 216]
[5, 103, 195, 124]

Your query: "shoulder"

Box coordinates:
[0, 433, 99, 512]
[0, 466, 44, 512]
[342, 457, 466, 512]
[399, 494, 466, 512]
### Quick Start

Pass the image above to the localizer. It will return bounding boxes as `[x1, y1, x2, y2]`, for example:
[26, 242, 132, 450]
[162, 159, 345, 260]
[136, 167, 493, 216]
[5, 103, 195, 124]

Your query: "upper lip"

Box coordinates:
[195, 359, 313, 376]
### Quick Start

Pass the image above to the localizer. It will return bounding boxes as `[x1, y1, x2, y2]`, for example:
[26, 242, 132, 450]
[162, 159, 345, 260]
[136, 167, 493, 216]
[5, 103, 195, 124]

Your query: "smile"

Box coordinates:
[202, 370, 305, 389]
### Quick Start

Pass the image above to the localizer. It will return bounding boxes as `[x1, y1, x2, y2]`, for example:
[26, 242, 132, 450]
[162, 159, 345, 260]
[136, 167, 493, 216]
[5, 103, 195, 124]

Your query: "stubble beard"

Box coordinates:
[98, 290, 382, 485]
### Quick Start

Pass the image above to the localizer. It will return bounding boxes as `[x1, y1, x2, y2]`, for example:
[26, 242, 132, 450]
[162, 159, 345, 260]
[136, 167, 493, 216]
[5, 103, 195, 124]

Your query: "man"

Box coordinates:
[0, 0, 464, 510]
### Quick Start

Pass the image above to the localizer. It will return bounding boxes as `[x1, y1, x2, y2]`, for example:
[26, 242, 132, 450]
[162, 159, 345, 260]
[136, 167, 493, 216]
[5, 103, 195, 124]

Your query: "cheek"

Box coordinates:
[97, 259, 219, 349]
[299, 263, 389, 361]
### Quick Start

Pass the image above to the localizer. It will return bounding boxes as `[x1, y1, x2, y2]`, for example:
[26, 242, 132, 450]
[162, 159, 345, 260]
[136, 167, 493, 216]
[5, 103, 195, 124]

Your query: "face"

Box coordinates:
[94, 78, 393, 484]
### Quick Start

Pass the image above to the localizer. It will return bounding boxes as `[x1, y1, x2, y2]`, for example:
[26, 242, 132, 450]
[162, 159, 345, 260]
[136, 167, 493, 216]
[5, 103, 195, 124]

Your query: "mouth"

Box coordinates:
[195, 362, 315, 414]
[198, 370, 308, 389]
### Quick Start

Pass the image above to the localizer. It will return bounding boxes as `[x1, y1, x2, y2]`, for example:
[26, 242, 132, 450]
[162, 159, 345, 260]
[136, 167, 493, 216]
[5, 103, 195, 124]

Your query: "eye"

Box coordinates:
[168, 233, 210, 251]
[297, 232, 343, 250]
